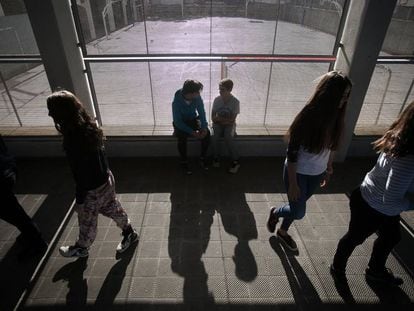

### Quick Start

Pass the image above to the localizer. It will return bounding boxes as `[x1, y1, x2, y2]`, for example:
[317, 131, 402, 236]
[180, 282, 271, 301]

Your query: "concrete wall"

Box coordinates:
[3, 135, 378, 158]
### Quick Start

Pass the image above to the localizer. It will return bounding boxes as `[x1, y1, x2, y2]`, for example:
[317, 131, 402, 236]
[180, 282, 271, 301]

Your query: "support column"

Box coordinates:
[334, 0, 397, 161]
[23, 0, 96, 119]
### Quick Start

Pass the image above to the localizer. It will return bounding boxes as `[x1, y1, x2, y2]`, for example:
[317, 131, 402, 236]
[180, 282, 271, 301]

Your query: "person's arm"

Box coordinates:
[196, 96, 208, 130]
[286, 140, 301, 201]
[172, 99, 194, 135]
[221, 97, 239, 125]
[320, 151, 334, 188]
[211, 98, 220, 124]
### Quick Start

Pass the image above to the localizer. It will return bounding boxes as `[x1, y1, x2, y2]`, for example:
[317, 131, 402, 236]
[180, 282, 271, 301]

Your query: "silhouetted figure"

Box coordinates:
[0, 135, 47, 260]
[47, 90, 138, 258]
[331, 101, 414, 287]
[267, 71, 352, 251]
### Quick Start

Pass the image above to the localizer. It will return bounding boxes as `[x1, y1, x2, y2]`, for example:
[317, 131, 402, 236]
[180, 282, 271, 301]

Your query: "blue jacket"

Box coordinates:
[172, 89, 208, 134]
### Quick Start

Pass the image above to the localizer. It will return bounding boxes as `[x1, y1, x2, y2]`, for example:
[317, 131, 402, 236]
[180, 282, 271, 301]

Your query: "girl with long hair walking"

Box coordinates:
[47, 90, 138, 257]
[331, 101, 414, 286]
[266, 71, 352, 251]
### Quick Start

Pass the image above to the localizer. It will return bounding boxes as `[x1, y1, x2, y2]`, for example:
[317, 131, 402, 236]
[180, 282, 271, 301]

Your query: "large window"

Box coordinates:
[357, 63, 414, 132]
[356, 1, 414, 133]
[0, 5, 51, 129]
[6, 1, 413, 134]
[79, 1, 343, 55]
[77, 0, 345, 130]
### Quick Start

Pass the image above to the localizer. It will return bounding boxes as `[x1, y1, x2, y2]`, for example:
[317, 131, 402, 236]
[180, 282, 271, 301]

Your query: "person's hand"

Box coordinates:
[288, 183, 301, 202]
[320, 173, 330, 188]
[198, 129, 208, 139]
[320, 167, 333, 188]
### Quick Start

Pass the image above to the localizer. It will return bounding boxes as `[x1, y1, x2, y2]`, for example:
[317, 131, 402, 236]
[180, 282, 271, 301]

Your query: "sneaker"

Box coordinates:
[266, 206, 278, 233]
[200, 157, 209, 170]
[277, 229, 298, 251]
[213, 158, 220, 168]
[365, 267, 403, 286]
[59, 245, 89, 258]
[330, 264, 346, 281]
[180, 161, 192, 175]
[228, 161, 240, 174]
[116, 230, 139, 254]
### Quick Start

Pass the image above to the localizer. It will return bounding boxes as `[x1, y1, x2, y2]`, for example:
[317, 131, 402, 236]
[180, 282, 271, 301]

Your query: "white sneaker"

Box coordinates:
[59, 245, 89, 258]
[116, 230, 139, 253]
[228, 161, 240, 174]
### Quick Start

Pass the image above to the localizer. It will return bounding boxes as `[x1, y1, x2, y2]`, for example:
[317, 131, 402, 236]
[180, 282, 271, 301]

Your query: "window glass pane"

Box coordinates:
[0, 63, 51, 127]
[151, 62, 213, 128]
[0, 5, 39, 55]
[90, 62, 153, 127]
[79, 0, 344, 55]
[357, 64, 414, 130]
[266, 62, 330, 127]
[211, 1, 277, 54]
[146, 3, 211, 54]
[90, 60, 335, 130]
[273, 0, 344, 54]
[225, 62, 271, 126]
[381, 2, 414, 56]
[81, 0, 147, 54]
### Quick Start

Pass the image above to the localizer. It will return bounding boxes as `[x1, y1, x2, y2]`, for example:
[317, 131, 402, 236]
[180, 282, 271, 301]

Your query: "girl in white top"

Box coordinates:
[266, 71, 352, 251]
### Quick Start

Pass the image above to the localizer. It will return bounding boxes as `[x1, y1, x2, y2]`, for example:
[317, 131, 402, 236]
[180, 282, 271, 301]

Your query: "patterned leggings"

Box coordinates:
[76, 172, 130, 248]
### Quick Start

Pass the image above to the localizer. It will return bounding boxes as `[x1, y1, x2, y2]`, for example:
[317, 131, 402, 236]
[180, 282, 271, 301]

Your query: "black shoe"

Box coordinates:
[266, 207, 278, 233]
[116, 229, 139, 254]
[277, 229, 298, 251]
[228, 161, 240, 174]
[365, 267, 403, 286]
[330, 264, 346, 281]
[180, 161, 192, 175]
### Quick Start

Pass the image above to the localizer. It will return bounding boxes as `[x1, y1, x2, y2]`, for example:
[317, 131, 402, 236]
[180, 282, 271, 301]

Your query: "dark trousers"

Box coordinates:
[0, 185, 41, 240]
[173, 119, 210, 161]
[333, 187, 401, 272]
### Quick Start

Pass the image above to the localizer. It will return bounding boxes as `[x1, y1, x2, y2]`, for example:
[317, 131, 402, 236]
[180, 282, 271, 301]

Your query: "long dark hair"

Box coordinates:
[47, 90, 103, 151]
[373, 101, 414, 157]
[286, 71, 352, 153]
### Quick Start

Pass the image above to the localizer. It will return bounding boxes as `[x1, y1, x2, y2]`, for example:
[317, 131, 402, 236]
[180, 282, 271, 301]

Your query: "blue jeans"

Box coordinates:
[274, 164, 325, 231]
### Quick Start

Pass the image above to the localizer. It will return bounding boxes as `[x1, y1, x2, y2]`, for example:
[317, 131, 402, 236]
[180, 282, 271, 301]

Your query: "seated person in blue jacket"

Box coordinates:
[172, 79, 210, 174]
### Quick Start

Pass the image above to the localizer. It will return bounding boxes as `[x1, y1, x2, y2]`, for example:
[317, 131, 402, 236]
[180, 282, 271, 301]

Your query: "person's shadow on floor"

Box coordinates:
[365, 275, 411, 305]
[269, 236, 322, 306]
[53, 257, 88, 308]
[94, 241, 139, 307]
[168, 190, 215, 308]
[217, 190, 258, 282]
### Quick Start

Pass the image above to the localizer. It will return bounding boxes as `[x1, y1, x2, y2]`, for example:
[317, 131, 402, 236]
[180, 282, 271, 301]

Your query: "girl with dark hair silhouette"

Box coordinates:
[47, 90, 137, 257]
[331, 101, 414, 286]
[267, 71, 352, 251]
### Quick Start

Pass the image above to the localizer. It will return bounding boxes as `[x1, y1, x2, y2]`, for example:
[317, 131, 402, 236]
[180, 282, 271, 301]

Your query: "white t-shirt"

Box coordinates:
[212, 95, 240, 120]
[285, 147, 331, 176]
